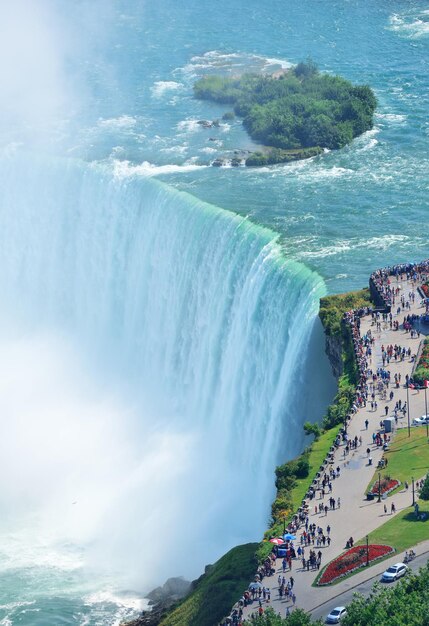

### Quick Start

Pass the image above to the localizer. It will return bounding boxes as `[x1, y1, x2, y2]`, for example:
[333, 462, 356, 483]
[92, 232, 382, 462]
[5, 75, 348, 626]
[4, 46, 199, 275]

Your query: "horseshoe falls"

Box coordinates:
[0, 152, 329, 624]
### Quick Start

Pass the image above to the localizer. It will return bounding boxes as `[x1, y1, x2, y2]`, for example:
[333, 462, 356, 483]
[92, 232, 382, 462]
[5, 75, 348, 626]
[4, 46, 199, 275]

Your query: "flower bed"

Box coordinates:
[370, 477, 400, 497]
[422, 283, 429, 298]
[317, 544, 395, 585]
[413, 338, 429, 386]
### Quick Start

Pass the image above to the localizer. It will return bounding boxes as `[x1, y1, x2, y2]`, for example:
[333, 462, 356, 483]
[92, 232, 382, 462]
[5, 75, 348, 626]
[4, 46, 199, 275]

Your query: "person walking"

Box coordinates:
[365, 419, 369, 430]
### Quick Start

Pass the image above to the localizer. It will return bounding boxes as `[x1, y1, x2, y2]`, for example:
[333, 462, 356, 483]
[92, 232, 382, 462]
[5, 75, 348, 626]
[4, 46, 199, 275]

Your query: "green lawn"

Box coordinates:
[290, 426, 341, 512]
[257, 426, 341, 560]
[361, 500, 429, 553]
[366, 427, 429, 496]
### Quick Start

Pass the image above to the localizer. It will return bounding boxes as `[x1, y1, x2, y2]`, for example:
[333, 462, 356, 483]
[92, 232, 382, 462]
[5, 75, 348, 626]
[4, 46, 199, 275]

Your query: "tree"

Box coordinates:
[244, 607, 323, 625]
[303, 421, 321, 441]
[193, 62, 376, 163]
[420, 473, 429, 500]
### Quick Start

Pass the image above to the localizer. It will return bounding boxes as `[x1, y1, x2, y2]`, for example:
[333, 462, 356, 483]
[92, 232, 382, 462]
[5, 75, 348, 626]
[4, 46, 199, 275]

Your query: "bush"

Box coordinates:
[303, 421, 321, 441]
[420, 473, 429, 501]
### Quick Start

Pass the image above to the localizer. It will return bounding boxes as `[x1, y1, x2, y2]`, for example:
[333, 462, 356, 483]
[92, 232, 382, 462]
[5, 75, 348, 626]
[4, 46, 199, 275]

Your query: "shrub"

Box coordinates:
[420, 473, 429, 500]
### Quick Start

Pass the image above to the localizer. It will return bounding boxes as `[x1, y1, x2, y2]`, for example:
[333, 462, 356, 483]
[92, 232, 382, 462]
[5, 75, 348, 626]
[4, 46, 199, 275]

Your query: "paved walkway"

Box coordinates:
[242, 276, 429, 621]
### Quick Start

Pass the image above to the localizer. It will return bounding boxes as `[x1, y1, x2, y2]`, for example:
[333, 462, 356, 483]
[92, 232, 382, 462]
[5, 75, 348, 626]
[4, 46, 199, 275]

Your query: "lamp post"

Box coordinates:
[283, 515, 286, 535]
[412, 477, 415, 507]
[377, 472, 382, 503]
[424, 381, 428, 439]
[366, 534, 369, 567]
[407, 382, 411, 438]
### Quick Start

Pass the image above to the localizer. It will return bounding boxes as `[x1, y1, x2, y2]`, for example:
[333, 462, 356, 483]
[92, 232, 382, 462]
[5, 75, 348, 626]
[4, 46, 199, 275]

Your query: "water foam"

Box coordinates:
[389, 11, 429, 38]
[112, 158, 206, 177]
[151, 81, 185, 98]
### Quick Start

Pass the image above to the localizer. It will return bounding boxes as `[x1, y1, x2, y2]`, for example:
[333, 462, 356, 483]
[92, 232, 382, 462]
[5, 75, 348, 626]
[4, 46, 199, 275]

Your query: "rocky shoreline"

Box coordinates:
[124, 577, 191, 626]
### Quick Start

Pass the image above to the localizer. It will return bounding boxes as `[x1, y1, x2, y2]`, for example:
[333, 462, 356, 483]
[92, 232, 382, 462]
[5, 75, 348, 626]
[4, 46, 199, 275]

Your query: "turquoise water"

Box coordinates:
[47, 0, 429, 291]
[0, 0, 428, 623]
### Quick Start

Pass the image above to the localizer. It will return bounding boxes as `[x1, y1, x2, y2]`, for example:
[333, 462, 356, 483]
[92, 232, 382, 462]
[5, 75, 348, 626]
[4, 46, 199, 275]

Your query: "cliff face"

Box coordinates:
[324, 333, 343, 380]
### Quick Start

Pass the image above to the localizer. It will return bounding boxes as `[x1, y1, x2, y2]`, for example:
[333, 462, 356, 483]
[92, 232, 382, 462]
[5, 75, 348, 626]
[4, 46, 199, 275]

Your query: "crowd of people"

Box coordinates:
[370, 260, 429, 309]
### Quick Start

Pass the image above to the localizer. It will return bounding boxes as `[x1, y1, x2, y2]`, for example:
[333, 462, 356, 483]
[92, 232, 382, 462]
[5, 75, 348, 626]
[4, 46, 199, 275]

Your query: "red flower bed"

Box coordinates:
[422, 283, 429, 298]
[370, 477, 400, 496]
[318, 544, 394, 585]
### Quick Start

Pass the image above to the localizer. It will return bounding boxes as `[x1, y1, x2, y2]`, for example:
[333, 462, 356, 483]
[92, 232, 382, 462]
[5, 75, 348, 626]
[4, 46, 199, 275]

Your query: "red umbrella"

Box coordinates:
[269, 537, 284, 545]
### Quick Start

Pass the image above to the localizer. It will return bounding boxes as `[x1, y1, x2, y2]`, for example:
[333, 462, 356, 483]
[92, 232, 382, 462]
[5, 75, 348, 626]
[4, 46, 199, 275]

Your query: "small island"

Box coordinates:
[194, 60, 377, 166]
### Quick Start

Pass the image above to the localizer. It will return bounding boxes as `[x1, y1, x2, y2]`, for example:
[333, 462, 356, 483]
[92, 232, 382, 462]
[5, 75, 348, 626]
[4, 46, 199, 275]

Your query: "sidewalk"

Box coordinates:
[242, 276, 429, 620]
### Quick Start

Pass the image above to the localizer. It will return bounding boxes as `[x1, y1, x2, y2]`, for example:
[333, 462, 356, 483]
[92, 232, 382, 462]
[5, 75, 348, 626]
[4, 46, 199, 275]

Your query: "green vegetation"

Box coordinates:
[245, 147, 323, 166]
[303, 421, 321, 441]
[319, 289, 371, 338]
[413, 338, 429, 386]
[420, 473, 429, 500]
[194, 61, 377, 165]
[244, 607, 322, 625]
[361, 500, 429, 554]
[257, 425, 340, 561]
[159, 544, 258, 626]
[366, 427, 429, 496]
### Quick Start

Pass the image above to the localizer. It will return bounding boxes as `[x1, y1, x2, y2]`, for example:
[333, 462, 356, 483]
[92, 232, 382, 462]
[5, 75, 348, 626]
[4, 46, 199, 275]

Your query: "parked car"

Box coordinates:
[326, 607, 347, 623]
[412, 414, 429, 426]
[381, 562, 408, 582]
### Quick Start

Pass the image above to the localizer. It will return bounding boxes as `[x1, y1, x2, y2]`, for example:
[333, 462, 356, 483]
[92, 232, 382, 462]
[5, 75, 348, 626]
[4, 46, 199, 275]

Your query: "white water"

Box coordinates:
[0, 152, 325, 592]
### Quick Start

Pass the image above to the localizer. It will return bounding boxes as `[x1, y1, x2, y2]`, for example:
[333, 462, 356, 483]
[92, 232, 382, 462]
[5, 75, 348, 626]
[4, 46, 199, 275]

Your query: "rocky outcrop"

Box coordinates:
[197, 119, 220, 128]
[146, 577, 191, 604]
[324, 333, 343, 379]
[123, 577, 191, 626]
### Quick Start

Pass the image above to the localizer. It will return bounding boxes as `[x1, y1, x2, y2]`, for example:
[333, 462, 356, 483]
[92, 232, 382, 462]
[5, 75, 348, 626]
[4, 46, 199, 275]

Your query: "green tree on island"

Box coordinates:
[194, 60, 377, 165]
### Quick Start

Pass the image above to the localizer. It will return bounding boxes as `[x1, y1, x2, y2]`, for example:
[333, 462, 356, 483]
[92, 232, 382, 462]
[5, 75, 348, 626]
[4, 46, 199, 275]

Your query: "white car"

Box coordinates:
[326, 606, 347, 624]
[412, 414, 429, 426]
[381, 562, 408, 582]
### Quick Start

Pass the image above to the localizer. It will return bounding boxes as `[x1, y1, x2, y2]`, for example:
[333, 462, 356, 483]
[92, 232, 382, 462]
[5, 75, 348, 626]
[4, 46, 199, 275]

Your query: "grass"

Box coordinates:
[319, 288, 371, 338]
[366, 427, 429, 496]
[257, 425, 341, 562]
[290, 427, 341, 513]
[361, 500, 429, 553]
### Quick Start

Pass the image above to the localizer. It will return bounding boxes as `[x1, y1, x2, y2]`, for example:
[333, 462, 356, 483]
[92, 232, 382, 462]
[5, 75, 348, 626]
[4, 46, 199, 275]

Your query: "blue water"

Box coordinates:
[0, 0, 428, 623]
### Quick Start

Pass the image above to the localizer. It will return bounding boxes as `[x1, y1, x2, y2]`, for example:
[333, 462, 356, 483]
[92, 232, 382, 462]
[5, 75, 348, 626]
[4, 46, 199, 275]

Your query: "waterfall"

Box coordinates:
[0, 151, 326, 588]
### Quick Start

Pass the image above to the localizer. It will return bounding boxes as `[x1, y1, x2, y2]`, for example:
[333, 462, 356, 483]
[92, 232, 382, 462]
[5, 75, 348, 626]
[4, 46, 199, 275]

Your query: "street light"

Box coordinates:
[366, 535, 369, 567]
[412, 477, 415, 507]
[407, 382, 411, 438]
[377, 472, 382, 503]
[424, 381, 428, 439]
